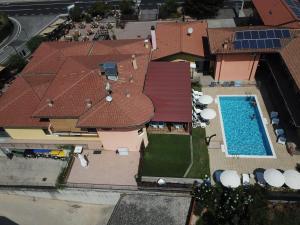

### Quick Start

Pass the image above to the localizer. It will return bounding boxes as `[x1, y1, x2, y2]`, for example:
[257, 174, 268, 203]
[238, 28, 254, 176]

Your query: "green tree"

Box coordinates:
[69, 6, 83, 22]
[184, 0, 224, 19]
[159, 0, 179, 19]
[6, 54, 27, 72]
[89, 1, 111, 17]
[26, 35, 47, 53]
[0, 12, 13, 43]
[120, 0, 135, 16]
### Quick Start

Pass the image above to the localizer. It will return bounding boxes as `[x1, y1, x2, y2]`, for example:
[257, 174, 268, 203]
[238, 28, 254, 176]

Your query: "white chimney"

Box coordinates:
[144, 39, 149, 49]
[132, 54, 138, 70]
[85, 99, 92, 108]
[47, 99, 54, 107]
[150, 26, 157, 50]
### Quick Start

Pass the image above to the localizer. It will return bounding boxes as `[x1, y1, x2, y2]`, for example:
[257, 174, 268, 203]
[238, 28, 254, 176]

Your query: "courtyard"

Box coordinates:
[202, 86, 300, 177]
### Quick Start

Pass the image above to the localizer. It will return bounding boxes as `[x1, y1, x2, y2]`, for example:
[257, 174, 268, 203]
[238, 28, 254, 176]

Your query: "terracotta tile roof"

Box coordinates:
[280, 37, 300, 88]
[0, 40, 154, 129]
[207, 26, 294, 54]
[144, 62, 192, 123]
[151, 21, 208, 60]
[0, 77, 48, 128]
[252, 0, 300, 28]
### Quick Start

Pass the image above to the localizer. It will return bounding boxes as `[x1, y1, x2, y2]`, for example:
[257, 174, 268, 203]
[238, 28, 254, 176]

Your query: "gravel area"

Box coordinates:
[108, 194, 191, 225]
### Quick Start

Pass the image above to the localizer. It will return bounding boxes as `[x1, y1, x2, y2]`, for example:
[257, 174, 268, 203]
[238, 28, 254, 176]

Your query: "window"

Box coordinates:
[40, 118, 50, 122]
[138, 128, 143, 135]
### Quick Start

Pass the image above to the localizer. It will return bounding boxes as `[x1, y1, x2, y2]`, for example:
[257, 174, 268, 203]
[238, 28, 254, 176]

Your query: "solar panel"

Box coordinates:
[257, 39, 266, 48]
[249, 40, 258, 49]
[259, 30, 267, 39]
[242, 40, 250, 49]
[272, 39, 281, 48]
[234, 41, 242, 49]
[284, 0, 300, 19]
[251, 31, 259, 39]
[244, 31, 251, 39]
[274, 29, 283, 38]
[266, 30, 275, 38]
[235, 32, 244, 40]
[265, 39, 274, 48]
[281, 29, 291, 38]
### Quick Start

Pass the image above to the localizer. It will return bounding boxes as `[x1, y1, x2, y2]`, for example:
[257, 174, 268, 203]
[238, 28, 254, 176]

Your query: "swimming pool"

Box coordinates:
[218, 95, 275, 158]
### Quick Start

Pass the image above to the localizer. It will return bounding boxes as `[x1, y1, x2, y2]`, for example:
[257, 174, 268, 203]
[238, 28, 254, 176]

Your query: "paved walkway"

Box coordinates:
[202, 86, 300, 177]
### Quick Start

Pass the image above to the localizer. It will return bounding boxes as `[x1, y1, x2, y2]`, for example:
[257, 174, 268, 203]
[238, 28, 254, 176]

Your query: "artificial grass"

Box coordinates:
[186, 128, 210, 179]
[142, 134, 191, 177]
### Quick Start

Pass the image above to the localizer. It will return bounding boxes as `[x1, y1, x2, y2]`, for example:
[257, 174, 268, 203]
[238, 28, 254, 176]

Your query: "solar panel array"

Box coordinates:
[284, 0, 300, 19]
[234, 29, 291, 50]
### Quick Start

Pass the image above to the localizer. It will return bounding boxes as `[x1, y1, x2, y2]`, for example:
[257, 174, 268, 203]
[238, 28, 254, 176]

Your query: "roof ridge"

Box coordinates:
[34, 69, 96, 115]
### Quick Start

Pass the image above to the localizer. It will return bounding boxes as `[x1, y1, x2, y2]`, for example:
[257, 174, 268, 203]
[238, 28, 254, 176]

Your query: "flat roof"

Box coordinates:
[144, 62, 192, 123]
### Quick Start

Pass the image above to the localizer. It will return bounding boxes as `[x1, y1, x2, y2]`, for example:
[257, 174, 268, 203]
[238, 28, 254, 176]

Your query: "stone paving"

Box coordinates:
[202, 86, 300, 178]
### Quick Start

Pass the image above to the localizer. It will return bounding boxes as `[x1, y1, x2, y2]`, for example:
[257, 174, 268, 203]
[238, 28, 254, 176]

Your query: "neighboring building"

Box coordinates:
[252, 0, 300, 28]
[144, 62, 192, 134]
[207, 26, 300, 130]
[0, 40, 154, 152]
[151, 21, 209, 75]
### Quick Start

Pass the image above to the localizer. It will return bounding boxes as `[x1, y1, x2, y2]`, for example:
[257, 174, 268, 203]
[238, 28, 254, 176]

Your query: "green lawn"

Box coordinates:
[142, 134, 190, 177]
[192, 82, 202, 92]
[186, 128, 210, 178]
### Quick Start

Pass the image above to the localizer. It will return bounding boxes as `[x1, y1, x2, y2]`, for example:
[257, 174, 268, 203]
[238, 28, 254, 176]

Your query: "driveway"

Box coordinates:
[0, 193, 114, 225]
[0, 157, 67, 186]
[108, 194, 191, 225]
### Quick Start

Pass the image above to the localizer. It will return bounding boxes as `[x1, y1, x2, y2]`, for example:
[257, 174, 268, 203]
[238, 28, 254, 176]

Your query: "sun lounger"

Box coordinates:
[275, 128, 285, 137]
[271, 118, 279, 125]
[158, 122, 165, 129]
[200, 122, 207, 128]
[254, 171, 266, 187]
[192, 89, 203, 96]
[234, 81, 242, 87]
[270, 111, 278, 119]
[277, 136, 286, 145]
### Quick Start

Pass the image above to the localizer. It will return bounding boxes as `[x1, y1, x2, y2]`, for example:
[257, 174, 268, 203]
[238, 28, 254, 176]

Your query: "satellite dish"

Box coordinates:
[106, 95, 112, 102]
[157, 178, 166, 185]
[187, 27, 193, 35]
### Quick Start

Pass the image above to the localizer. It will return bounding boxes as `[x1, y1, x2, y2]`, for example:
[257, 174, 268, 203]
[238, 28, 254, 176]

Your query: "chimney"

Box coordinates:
[105, 82, 112, 94]
[47, 99, 54, 107]
[150, 26, 157, 50]
[85, 99, 92, 108]
[132, 54, 138, 70]
[144, 39, 149, 49]
[129, 74, 134, 83]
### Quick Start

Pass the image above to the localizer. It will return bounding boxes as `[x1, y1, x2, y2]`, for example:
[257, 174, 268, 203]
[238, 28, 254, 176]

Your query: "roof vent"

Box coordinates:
[105, 82, 112, 94]
[99, 62, 118, 81]
[106, 95, 113, 102]
[144, 39, 149, 49]
[47, 99, 54, 107]
[132, 54, 138, 70]
[187, 27, 193, 35]
[125, 89, 130, 98]
[85, 99, 92, 108]
[129, 74, 134, 83]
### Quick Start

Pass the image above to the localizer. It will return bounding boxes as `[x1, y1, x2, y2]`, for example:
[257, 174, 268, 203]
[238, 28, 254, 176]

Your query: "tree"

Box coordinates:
[69, 6, 83, 22]
[120, 0, 135, 16]
[88, 1, 111, 17]
[159, 0, 179, 19]
[26, 35, 47, 53]
[0, 12, 13, 43]
[184, 0, 224, 19]
[6, 54, 27, 72]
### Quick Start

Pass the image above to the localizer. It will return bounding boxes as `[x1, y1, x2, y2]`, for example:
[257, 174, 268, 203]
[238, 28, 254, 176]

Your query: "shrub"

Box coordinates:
[6, 54, 27, 72]
[26, 35, 47, 53]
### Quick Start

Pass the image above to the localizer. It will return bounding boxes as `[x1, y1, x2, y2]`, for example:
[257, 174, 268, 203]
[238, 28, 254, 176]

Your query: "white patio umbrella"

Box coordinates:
[220, 170, 241, 188]
[198, 95, 213, 105]
[263, 169, 284, 187]
[283, 170, 300, 190]
[200, 108, 216, 120]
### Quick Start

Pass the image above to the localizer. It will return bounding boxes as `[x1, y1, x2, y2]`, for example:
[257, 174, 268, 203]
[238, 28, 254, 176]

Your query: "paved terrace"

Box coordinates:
[68, 150, 139, 187]
[202, 86, 300, 177]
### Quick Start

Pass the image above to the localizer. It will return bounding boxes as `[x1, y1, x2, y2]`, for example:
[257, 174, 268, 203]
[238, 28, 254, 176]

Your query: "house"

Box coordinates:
[207, 26, 300, 132]
[252, 0, 300, 28]
[150, 21, 209, 76]
[144, 62, 192, 134]
[0, 40, 154, 152]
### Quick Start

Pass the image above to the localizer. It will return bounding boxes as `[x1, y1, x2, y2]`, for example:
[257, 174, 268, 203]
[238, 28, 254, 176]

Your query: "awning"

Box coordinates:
[200, 108, 216, 120]
[40, 26, 57, 36]
[50, 18, 66, 27]
[220, 170, 240, 188]
[263, 168, 285, 187]
[283, 170, 300, 190]
[198, 95, 213, 105]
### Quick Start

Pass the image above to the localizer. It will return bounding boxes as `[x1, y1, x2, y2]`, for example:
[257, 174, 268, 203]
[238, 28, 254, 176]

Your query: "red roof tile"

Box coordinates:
[144, 62, 192, 123]
[152, 21, 207, 60]
[252, 0, 300, 28]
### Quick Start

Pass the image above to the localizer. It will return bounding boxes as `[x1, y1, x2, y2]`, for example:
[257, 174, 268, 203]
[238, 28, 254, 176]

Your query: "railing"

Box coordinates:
[201, 81, 257, 88]
[65, 182, 138, 191]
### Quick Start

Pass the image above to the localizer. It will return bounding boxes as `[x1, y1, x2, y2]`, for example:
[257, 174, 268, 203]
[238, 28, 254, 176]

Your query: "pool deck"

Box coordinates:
[203, 86, 300, 177]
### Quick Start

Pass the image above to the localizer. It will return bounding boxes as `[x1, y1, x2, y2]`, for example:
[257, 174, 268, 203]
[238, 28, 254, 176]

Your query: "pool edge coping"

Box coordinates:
[216, 94, 277, 159]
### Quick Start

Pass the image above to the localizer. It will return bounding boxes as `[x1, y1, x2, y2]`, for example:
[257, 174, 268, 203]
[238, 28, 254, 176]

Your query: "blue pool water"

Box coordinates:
[219, 96, 273, 156]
